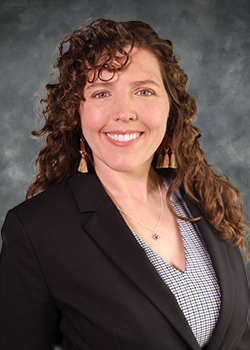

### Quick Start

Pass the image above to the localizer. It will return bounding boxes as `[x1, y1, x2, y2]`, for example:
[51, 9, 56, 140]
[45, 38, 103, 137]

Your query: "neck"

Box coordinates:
[94, 163, 160, 204]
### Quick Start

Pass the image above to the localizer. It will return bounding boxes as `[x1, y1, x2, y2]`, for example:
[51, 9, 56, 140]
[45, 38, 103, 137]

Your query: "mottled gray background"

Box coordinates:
[1, 0, 250, 288]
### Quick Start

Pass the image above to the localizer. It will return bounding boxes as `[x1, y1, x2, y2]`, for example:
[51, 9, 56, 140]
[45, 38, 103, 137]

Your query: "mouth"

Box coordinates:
[106, 132, 142, 142]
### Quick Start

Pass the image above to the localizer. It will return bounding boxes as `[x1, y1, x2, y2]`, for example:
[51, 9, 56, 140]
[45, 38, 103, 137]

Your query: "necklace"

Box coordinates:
[116, 180, 164, 240]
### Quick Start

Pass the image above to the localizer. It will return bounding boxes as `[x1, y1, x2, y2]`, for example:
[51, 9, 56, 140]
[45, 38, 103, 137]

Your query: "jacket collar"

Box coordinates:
[69, 171, 109, 212]
[69, 172, 235, 350]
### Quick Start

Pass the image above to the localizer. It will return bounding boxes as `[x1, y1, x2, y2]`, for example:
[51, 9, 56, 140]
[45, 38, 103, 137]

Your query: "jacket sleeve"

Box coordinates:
[0, 209, 62, 350]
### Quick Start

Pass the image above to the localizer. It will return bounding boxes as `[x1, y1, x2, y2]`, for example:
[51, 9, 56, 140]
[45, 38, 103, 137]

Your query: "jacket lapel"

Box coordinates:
[181, 190, 235, 350]
[69, 172, 201, 350]
[70, 172, 236, 349]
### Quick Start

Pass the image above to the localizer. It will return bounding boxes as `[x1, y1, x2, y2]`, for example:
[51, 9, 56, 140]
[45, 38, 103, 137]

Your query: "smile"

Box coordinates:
[106, 133, 141, 142]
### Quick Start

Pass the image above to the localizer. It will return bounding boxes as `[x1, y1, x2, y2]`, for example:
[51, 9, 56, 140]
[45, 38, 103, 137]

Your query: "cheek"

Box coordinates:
[79, 103, 101, 131]
[145, 103, 169, 128]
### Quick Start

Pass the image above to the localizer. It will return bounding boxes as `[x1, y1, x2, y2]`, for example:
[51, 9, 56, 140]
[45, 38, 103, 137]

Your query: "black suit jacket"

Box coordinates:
[1, 172, 250, 350]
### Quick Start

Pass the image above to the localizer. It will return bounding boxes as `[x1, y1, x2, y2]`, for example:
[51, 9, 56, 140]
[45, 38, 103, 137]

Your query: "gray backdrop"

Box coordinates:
[1, 0, 250, 292]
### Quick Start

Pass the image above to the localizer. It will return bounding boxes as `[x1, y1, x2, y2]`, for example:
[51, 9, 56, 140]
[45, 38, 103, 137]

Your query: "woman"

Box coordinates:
[0, 18, 249, 350]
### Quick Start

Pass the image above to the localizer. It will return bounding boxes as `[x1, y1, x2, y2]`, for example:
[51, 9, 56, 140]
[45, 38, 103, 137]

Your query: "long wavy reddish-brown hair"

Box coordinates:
[27, 18, 249, 259]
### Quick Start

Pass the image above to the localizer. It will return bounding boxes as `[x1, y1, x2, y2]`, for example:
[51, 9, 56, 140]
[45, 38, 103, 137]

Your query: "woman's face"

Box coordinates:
[79, 47, 170, 175]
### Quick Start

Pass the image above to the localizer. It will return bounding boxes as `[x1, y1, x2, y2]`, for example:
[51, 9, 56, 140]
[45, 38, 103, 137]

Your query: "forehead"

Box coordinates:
[86, 47, 163, 86]
[127, 47, 162, 75]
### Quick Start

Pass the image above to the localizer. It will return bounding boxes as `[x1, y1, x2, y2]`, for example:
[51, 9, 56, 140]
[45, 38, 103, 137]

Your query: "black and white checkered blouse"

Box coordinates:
[132, 180, 221, 347]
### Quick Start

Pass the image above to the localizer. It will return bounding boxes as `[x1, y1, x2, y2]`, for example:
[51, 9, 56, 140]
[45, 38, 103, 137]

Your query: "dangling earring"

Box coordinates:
[78, 136, 88, 173]
[169, 148, 177, 168]
[156, 135, 177, 169]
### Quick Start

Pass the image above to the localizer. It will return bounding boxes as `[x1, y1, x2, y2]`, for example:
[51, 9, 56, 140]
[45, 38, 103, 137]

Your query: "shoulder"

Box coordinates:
[12, 172, 98, 216]
[4, 172, 104, 238]
[13, 176, 76, 219]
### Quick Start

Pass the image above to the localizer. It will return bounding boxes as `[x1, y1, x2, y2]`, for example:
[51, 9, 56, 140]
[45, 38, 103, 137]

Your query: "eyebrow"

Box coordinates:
[85, 82, 114, 91]
[132, 80, 161, 88]
[85, 79, 161, 91]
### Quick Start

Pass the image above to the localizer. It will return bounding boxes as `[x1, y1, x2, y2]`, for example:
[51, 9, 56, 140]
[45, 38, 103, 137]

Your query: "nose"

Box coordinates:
[113, 94, 137, 122]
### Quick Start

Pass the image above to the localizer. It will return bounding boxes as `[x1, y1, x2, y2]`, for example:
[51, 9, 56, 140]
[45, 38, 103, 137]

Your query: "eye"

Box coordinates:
[136, 89, 154, 96]
[92, 91, 110, 99]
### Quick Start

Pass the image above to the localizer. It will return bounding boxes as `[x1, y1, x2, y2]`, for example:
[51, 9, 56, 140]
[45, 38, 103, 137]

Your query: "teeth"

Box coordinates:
[107, 133, 140, 142]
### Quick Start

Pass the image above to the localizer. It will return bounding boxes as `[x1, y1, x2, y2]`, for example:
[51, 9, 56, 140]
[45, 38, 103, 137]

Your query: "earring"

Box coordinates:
[156, 136, 177, 169]
[78, 136, 88, 173]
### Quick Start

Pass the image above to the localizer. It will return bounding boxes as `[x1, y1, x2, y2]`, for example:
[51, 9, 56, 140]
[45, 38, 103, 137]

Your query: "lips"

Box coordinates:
[106, 133, 141, 142]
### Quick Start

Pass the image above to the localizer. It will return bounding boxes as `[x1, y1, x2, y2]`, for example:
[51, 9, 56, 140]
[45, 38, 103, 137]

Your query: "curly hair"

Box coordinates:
[27, 18, 249, 259]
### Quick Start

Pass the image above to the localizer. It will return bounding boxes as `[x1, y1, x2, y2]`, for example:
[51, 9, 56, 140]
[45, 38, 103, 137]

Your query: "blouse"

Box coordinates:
[132, 180, 221, 347]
